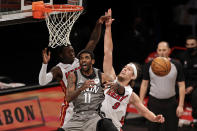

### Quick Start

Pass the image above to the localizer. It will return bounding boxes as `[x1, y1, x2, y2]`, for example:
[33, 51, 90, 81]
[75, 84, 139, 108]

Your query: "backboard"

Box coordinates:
[0, 0, 84, 26]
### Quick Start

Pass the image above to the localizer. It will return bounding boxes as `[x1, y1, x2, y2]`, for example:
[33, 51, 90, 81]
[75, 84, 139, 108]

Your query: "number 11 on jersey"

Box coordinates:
[84, 92, 91, 103]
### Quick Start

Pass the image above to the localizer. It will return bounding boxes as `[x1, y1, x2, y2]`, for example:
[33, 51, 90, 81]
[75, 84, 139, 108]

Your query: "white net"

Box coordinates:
[44, 6, 83, 48]
[68, 0, 82, 6]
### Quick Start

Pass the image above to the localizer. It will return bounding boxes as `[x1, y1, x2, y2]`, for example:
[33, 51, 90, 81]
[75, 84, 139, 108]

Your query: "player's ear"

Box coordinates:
[92, 59, 95, 64]
[130, 75, 136, 80]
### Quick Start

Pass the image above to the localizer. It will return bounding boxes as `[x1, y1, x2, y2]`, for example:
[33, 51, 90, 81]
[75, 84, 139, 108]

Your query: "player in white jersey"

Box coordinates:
[100, 79, 133, 131]
[38, 14, 110, 130]
[98, 9, 165, 131]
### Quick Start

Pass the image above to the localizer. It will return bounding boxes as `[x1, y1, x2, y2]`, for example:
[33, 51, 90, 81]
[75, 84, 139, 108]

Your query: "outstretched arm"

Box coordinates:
[85, 15, 110, 51]
[129, 92, 165, 123]
[103, 9, 116, 79]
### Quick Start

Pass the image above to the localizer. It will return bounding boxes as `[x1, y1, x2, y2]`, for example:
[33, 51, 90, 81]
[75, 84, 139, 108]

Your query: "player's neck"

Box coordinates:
[62, 59, 74, 64]
[118, 81, 129, 87]
[81, 68, 94, 77]
[117, 78, 130, 87]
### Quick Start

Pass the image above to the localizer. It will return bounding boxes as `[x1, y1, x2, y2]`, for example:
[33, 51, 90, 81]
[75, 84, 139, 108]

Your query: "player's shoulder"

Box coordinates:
[56, 62, 68, 69]
[170, 58, 181, 65]
[125, 85, 133, 94]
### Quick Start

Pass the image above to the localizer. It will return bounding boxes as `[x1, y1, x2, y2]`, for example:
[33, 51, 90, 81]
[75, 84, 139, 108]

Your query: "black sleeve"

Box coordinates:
[171, 59, 185, 82]
[142, 62, 151, 80]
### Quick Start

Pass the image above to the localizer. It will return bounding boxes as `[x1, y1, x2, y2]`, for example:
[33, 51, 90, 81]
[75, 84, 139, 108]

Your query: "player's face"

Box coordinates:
[79, 53, 95, 72]
[61, 46, 75, 64]
[157, 43, 170, 58]
[118, 64, 135, 81]
[186, 39, 197, 48]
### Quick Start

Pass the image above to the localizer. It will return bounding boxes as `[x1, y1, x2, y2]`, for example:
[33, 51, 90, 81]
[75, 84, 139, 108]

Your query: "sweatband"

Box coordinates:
[128, 63, 137, 79]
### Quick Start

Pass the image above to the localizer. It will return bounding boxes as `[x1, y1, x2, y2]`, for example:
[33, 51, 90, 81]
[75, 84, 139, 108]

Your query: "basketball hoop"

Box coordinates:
[32, 1, 83, 48]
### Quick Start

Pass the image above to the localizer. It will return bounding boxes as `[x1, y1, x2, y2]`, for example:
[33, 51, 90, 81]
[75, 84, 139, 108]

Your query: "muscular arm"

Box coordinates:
[139, 80, 149, 102]
[129, 92, 164, 123]
[66, 72, 80, 102]
[103, 9, 116, 79]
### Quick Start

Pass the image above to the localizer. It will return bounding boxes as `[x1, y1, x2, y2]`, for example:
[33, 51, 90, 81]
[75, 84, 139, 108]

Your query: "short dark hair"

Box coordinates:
[77, 49, 95, 59]
[186, 36, 197, 41]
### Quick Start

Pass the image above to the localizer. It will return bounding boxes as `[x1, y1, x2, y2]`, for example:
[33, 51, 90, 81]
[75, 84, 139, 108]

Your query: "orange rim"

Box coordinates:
[44, 4, 83, 13]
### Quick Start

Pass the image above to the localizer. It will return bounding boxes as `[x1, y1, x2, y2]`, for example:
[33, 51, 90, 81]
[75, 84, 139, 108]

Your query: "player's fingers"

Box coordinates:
[176, 110, 181, 117]
[42, 49, 45, 55]
[48, 51, 51, 56]
[87, 80, 96, 86]
[42, 48, 47, 55]
[108, 8, 112, 15]
[105, 12, 107, 16]
[103, 82, 113, 87]
[156, 115, 164, 123]
[44, 48, 47, 52]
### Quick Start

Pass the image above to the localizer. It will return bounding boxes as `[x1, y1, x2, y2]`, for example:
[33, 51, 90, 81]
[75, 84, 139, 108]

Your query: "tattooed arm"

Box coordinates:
[66, 72, 95, 102]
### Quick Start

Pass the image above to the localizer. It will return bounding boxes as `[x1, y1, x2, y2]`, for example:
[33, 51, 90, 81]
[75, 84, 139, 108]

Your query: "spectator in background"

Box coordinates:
[180, 36, 197, 128]
[140, 41, 185, 131]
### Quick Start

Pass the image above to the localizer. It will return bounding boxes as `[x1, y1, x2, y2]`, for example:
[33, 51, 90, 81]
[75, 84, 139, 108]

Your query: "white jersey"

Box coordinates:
[101, 84, 133, 131]
[56, 58, 81, 127]
[56, 58, 80, 86]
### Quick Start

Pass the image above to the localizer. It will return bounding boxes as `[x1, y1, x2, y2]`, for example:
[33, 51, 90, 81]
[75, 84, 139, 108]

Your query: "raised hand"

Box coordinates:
[105, 8, 114, 27]
[98, 15, 111, 24]
[42, 48, 51, 64]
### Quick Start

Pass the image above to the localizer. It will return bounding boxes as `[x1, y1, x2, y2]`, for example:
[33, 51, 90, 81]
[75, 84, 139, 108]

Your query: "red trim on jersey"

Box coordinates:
[59, 66, 81, 127]
[120, 116, 125, 126]
[59, 80, 68, 127]
[60, 80, 68, 105]
[60, 101, 69, 127]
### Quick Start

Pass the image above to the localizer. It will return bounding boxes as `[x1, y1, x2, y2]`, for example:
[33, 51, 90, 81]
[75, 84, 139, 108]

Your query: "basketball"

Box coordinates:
[151, 57, 171, 76]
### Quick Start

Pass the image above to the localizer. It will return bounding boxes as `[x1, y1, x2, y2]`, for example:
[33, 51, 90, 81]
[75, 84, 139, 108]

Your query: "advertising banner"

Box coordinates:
[0, 85, 64, 131]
